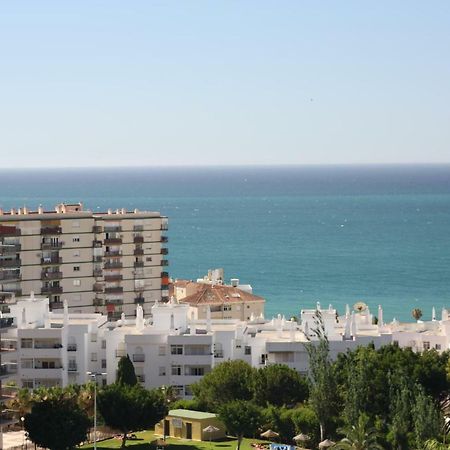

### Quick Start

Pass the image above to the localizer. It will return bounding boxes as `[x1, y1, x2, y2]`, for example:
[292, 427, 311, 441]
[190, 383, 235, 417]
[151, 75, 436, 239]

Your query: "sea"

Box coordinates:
[1, 164, 450, 323]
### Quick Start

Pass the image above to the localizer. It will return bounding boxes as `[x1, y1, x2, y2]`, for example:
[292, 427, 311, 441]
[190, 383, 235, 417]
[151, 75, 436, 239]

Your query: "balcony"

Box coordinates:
[104, 274, 122, 282]
[0, 271, 21, 282]
[104, 251, 122, 258]
[133, 225, 144, 231]
[0, 258, 21, 268]
[1, 288, 22, 297]
[134, 261, 144, 268]
[93, 297, 103, 306]
[41, 257, 62, 265]
[67, 344, 77, 351]
[105, 299, 123, 305]
[134, 236, 144, 243]
[104, 226, 122, 233]
[41, 226, 62, 235]
[161, 236, 168, 243]
[93, 268, 103, 277]
[34, 341, 63, 349]
[0, 226, 21, 236]
[0, 341, 17, 352]
[41, 271, 62, 280]
[93, 240, 102, 248]
[161, 271, 169, 278]
[137, 374, 145, 383]
[41, 286, 63, 295]
[132, 354, 145, 362]
[68, 364, 78, 372]
[0, 318, 14, 329]
[0, 243, 21, 254]
[134, 248, 144, 256]
[104, 238, 122, 245]
[93, 226, 102, 234]
[161, 295, 169, 302]
[134, 297, 144, 304]
[93, 283, 104, 293]
[49, 301, 63, 310]
[161, 248, 168, 255]
[41, 241, 63, 250]
[104, 262, 122, 269]
[161, 284, 169, 290]
[93, 255, 103, 262]
[134, 285, 145, 292]
[104, 286, 123, 294]
[0, 410, 17, 426]
[161, 223, 168, 231]
[108, 311, 122, 320]
[0, 364, 17, 378]
[161, 259, 169, 266]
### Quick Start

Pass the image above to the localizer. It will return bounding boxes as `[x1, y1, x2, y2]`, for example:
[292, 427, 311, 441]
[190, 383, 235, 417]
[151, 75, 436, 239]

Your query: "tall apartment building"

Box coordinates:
[0, 203, 169, 319]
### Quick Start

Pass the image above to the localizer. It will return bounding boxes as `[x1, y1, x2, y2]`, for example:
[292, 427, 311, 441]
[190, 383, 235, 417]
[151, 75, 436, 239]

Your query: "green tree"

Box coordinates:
[24, 398, 90, 450]
[334, 414, 383, 450]
[291, 404, 321, 448]
[97, 383, 166, 447]
[219, 400, 263, 450]
[254, 364, 309, 407]
[413, 385, 442, 448]
[262, 406, 296, 444]
[117, 355, 138, 386]
[304, 311, 338, 441]
[192, 360, 255, 411]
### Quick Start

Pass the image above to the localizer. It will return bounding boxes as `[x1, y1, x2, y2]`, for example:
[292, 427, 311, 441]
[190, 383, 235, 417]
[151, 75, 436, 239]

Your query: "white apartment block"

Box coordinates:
[2, 295, 450, 399]
[0, 203, 169, 319]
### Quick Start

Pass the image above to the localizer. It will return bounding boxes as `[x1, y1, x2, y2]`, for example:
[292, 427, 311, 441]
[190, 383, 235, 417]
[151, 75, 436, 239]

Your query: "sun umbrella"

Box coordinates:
[318, 439, 335, 448]
[203, 425, 220, 447]
[260, 430, 280, 439]
[293, 434, 310, 442]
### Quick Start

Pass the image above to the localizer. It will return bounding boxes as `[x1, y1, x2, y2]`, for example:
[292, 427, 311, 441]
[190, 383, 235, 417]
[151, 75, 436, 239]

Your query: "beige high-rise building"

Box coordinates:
[0, 203, 169, 319]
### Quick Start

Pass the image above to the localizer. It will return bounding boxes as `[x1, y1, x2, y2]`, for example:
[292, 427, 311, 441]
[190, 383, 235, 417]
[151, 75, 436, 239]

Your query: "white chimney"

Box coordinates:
[38, 205, 44, 214]
[230, 278, 239, 287]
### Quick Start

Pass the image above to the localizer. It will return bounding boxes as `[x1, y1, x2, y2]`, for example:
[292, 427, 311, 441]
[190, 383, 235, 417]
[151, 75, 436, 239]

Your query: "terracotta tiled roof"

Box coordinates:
[179, 284, 265, 306]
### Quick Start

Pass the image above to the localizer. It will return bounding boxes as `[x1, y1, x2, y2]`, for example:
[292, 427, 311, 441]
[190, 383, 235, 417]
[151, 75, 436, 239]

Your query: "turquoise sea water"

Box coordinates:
[1, 165, 449, 322]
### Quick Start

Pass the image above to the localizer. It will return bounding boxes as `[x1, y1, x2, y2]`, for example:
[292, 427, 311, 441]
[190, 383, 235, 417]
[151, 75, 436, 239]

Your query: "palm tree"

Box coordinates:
[412, 308, 423, 322]
[423, 440, 450, 450]
[334, 414, 384, 450]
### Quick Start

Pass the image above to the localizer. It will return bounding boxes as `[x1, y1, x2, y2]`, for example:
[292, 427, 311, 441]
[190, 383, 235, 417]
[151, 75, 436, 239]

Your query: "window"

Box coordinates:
[21, 359, 33, 369]
[223, 305, 231, 311]
[247, 305, 250, 309]
[101, 359, 107, 369]
[91, 352, 97, 362]
[245, 346, 252, 355]
[187, 367, 205, 376]
[423, 341, 431, 350]
[171, 365, 182, 376]
[235, 340, 242, 349]
[23, 380, 34, 389]
[91, 333, 97, 342]
[73, 250, 80, 257]
[170, 345, 183, 355]
[159, 366, 166, 376]
[73, 279, 81, 286]
[436, 344, 442, 350]
[21, 338, 32, 349]
[101, 340, 106, 349]
[73, 266, 80, 272]
[73, 236, 80, 242]
[158, 346, 166, 356]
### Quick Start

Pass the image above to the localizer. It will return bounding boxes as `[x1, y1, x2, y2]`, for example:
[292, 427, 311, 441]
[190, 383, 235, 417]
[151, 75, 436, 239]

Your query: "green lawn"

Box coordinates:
[82, 430, 271, 450]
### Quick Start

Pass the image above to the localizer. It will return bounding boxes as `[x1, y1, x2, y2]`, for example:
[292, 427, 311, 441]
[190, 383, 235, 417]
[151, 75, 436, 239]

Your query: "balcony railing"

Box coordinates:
[41, 257, 62, 265]
[41, 271, 62, 280]
[161, 259, 169, 266]
[104, 251, 122, 257]
[134, 297, 144, 304]
[93, 226, 103, 234]
[49, 301, 63, 310]
[93, 240, 102, 248]
[104, 238, 122, 245]
[134, 248, 144, 256]
[0, 364, 17, 376]
[41, 226, 62, 235]
[132, 354, 145, 362]
[41, 242, 63, 250]
[34, 342, 63, 349]
[104, 262, 122, 269]
[0, 243, 21, 254]
[161, 248, 168, 255]
[106, 299, 123, 305]
[93, 297, 103, 306]
[161, 295, 169, 302]
[137, 374, 145, 383]
[68, 364, 78, 372]
[34, 365, 63, 370]
[104, 286, 123, 294]
[134, 261, 144, 268]
[133, 225, 144, 231]
[93, 255, 103, 262]
[161, 271, 169, 278]
[161, 223, 168, 231]
[104, 274, 122, 282]
[0, 259, 21, 268]
[93, 269, 103, 277]
[109, 312, 122, 320]
[161, 236, 168, 243]
[93, 283, 104, 292]
[104, 226, 122, 232]
[41, 286, 63, 294]
[134, 236, 144, 243]
[0, 271, 21, 281]
[0, 318, 14, 329]
[0, 226, 21, 236]
[67, 344, 77, 351]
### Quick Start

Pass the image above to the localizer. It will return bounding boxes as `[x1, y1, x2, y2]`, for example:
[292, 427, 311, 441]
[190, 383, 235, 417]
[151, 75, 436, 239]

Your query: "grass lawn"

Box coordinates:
[82, 430, 271, 450]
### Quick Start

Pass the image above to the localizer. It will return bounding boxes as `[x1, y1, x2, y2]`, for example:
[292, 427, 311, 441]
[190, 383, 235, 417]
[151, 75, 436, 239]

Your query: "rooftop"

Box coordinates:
[168, 409, 217, 420]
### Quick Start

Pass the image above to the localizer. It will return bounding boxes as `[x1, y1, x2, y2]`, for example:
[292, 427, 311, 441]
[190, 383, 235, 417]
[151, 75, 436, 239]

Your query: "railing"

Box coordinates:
[41, 286, 63, 294]
[134, 261, 144, 268]
[132, 354, 145, 362]
[134, 248, 144, 255]
[161, 248, 168, 255]
[0, 243, 21, 253]
[0, 226, 21, 236]
[161, 295, 169, 302]
[214, 351, 224, 358]
[106, 299, 123, 305]
[34, 365, 63, 369]
[161, 223, 168, 231]
[67, 344, 77, 351]
[137, 374, 145, 383]
[104, 286, 123, 294]
[0, 258, 21, 268]
[104, 251, 122, 257]
[93, 283, 104, 292]
[161, 284, 169, 290]
[108, 312, 122, 320]
[0, 271, 21, 281]
[34, 342, 63, 349]
[93, 269, 103, 277]
[1, 288, 22, 296]
[104, 274, 122, 282]
[93, 255, 103, 262]
[104, 226, 122, 232]
[134, 236, 144, 243]
[0, 364, 17, 376]
[134, 297, 144, 304]
[93, 240, 102, 248]
[161, 259, 169, 266]
[133, 225, 144, 231]
[104, 262, 122, 269]
[41, 257, 62, 265]
[41, 241, 63, 250]
[93, 298, 103, 306]
[68, 364, 78, 372]
[161, 271, 169, 278]
[93, 226, 102, 234]
[161, 236, 168, 243]
[49, 301, 63, 309]
[1, 342, 17, 352]
[40, 226, 62, 235]
[104, 238, 122, 245]
[41, 271, 63, 280]
[0, 317, 14, 328]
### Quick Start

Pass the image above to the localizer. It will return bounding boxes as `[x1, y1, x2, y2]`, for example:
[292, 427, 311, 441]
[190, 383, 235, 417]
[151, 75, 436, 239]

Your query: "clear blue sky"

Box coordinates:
[1, 1, 450, 167]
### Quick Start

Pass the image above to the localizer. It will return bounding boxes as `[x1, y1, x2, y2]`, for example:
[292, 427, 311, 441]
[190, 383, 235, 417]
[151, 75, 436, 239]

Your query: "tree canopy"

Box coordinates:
[117, 355, 138, 386]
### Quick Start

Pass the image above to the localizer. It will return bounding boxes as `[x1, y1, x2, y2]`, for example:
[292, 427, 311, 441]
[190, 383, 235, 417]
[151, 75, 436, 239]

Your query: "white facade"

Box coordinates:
[3, 295, 450, 398]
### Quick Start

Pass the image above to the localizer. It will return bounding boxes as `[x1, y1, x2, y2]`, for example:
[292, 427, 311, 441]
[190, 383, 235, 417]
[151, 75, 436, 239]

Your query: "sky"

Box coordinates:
[1, 1, 450, 168]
